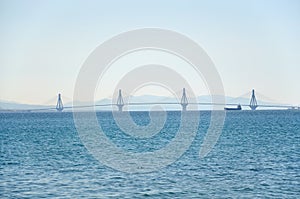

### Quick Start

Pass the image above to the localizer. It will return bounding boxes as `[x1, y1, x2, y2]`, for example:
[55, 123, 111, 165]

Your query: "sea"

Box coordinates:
[1, 110, 299, 198]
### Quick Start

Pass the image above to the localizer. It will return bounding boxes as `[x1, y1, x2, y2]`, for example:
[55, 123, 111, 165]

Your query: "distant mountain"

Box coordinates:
[0, 99, 52, 111]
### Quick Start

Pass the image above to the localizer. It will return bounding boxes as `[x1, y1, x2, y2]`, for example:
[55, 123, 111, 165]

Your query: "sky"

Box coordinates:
[0, 0, 299, 105]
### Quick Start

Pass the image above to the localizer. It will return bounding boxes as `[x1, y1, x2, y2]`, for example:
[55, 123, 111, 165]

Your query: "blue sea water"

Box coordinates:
[0, 111, 299, 198]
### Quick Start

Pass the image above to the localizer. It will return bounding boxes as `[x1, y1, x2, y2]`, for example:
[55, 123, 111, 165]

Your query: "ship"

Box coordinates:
[224, 104, 242, 111]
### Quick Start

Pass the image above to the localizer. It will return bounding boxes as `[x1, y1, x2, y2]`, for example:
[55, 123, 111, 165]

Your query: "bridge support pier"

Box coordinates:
[56, 93, 64, 112]
[249, 89, 258, 110]
[116, 89, 124, 112]
[181, 88, 188, 111]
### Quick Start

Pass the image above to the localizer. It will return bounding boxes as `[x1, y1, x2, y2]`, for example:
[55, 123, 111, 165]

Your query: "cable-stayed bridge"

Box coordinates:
[21, 89, 299, 112]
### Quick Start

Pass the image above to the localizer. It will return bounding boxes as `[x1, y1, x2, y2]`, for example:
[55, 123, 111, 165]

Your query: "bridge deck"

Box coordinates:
[19, 102, 298, 112]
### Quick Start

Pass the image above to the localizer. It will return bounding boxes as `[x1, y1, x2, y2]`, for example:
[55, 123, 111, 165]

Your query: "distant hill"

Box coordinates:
[0, 100, 52, 111]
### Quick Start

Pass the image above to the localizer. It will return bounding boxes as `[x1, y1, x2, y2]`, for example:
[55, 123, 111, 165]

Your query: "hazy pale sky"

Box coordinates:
[0, 0, 299, 105]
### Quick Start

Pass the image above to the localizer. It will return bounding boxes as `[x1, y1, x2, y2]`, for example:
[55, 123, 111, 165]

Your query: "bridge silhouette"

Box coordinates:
[38, 88, 298, 112]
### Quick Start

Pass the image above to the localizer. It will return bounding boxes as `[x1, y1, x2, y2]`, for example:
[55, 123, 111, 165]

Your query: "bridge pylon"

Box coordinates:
[56, 93, 64, 112]
[180, 88, 188, 111]
[249, 89, 258, 110]
[116, 89, 124, 112]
